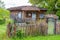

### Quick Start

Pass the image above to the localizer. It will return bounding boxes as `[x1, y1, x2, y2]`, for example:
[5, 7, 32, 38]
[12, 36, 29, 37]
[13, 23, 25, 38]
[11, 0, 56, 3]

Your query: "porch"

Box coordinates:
[14, 10, 45, 23]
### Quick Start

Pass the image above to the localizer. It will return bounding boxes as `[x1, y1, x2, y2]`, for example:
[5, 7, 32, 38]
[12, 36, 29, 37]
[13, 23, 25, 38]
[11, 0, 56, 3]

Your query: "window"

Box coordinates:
[40, 14, 44, 19]
[26, 12, 32, 17]
[17, 12, 22, 19]
[32, 12, 36, 20]
[28, 13, 31, 16]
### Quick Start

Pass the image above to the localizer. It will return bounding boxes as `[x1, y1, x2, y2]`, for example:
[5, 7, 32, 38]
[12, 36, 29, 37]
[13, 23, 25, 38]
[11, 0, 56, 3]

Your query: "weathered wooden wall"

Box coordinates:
[7, 20, 48, 37]
[56, 22, 60, 34]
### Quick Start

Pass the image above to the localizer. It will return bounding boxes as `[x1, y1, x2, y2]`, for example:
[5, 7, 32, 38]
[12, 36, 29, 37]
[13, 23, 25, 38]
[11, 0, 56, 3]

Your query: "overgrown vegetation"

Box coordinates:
[0, 8, 10, 24]
[0, 0, 10, 25]
[16, 30, 25, 38]
[1, 24, 60, 40]
[29, 0, 60, 19]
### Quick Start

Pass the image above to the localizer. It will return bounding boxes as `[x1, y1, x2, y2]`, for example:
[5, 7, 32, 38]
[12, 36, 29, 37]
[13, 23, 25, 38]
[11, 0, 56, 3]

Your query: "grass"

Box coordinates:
[23, 35, 60, 40]
[0, 24, 60, 40]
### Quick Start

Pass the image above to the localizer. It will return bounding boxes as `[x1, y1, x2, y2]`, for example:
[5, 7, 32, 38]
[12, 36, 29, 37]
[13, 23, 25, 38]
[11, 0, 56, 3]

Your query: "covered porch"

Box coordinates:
[16, 10, 46, 23]
[8, 6, 47, 23]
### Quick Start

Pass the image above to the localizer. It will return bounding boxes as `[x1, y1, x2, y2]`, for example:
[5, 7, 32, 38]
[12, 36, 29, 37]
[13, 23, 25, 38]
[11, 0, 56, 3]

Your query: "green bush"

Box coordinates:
[0, 19, 5, 25]
[16, 30, 24, 38]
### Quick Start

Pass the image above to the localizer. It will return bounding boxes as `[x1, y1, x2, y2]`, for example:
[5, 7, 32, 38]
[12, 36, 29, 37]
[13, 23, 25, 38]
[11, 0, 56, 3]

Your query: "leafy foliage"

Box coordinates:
[0, 8, 10, 24]
[16, 30, 24, 38]
[0, 19, 5, 24]
[0, 8, 10, 19]
[29, 0, 60, 19]
[0, 0, 10, 24]
[29, 0, 60, 8]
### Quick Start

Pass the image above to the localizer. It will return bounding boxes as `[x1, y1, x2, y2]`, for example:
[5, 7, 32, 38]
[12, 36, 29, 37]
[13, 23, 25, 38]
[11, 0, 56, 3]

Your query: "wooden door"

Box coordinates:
[48, 18, 55, 34]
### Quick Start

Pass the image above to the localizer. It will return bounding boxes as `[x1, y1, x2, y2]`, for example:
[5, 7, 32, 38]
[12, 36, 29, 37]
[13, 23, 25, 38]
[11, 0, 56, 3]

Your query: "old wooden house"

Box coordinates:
[8, 6, 47, 22]
[7, 6, 59, 37]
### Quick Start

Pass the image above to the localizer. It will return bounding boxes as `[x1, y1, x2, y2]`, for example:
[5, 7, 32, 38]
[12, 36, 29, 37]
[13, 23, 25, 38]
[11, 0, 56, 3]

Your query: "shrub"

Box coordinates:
[16, 30, 24, 38]
[0, 19, 5, 25]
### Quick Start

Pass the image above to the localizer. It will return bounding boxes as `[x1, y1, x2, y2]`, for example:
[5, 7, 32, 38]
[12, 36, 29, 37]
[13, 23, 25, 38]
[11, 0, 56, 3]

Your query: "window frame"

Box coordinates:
[32, 12, 36, 20]
[39, 13, 44, 19]
[17, 12, 22, 19]
[26, 12, 32, 17]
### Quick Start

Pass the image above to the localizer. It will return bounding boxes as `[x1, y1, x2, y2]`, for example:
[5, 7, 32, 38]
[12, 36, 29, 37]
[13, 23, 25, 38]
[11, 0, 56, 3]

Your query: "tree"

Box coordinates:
[0, 8, 10, 19]
[29, 0, 60, 19]
[0, 0, 10, 24]
[0, 8, 10, 24]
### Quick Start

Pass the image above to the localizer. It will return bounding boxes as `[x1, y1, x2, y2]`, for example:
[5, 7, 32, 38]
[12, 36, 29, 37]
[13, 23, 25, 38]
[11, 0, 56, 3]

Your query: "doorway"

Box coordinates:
[48, 18, 55, 34]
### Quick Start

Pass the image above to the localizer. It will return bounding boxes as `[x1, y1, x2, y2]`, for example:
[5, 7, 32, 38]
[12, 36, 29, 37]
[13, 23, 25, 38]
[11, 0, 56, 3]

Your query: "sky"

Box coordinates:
[1, 0, 32, 8]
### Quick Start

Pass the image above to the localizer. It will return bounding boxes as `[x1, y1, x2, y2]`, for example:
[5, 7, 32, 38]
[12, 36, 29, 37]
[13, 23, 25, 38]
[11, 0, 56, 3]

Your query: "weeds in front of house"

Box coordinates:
[0, 23, 60, 40]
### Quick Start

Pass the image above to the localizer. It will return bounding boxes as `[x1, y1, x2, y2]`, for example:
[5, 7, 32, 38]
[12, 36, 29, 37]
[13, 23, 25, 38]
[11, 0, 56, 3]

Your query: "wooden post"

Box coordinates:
[36, 13, 39, 21]
[7, 22, 12, 37]
[13, 23, 16, 36]
[54, 19, 57, 34]
[22, 11, 26, 19]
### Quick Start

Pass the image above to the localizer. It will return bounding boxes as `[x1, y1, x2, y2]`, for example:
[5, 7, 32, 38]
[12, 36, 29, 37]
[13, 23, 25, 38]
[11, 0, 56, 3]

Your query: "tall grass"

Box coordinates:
[0, 24, 60, 40]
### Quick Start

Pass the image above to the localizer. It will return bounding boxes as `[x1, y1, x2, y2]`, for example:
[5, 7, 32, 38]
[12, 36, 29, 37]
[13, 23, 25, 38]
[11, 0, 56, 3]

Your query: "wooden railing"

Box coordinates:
[7, 21, 48, 37]
[14, 18, 37, 23]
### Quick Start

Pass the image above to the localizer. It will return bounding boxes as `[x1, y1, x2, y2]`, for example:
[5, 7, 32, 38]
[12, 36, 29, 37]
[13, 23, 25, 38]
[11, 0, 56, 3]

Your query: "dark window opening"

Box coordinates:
[40, 14, 44, 19]
[26, 13, 32, 17]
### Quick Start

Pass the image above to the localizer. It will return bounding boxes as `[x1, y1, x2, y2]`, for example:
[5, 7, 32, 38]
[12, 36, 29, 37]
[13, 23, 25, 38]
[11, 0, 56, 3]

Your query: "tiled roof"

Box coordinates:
[8, 6, 47, 11]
